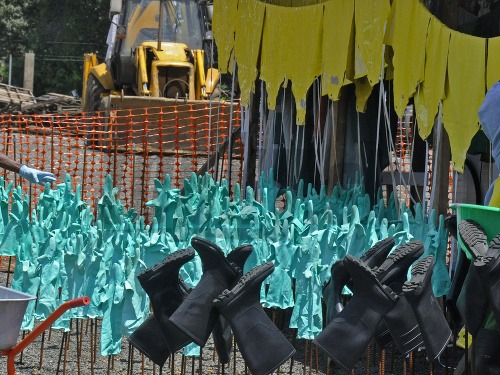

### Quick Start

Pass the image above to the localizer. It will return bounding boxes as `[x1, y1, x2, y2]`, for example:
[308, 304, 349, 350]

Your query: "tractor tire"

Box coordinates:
[83, 74, 107, 113]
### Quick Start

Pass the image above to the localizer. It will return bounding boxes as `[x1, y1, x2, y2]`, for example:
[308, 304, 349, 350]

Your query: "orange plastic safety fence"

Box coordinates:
[0, 101, 243, 222]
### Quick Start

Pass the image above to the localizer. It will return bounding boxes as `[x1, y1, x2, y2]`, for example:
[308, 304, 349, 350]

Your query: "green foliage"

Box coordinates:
[1, 0, 110, 95]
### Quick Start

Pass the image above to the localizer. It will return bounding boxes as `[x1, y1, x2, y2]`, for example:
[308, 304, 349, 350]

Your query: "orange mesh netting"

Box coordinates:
[0, 101, 243, 221]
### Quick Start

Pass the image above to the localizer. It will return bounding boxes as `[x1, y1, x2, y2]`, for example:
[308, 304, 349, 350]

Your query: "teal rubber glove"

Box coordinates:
[265, 219, 296, 309]
[19, 165, 56, 185]
[290, 231, 324, 339]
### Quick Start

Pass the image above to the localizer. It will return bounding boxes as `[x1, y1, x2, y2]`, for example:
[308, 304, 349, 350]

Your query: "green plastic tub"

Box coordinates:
[452, 203, 500, 259]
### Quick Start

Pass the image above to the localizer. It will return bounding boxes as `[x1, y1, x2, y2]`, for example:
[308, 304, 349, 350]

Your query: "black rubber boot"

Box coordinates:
[457, 264, 488, 336]
[374, 241, 425, 353]
[169, 237, 240, 346]
[322, 237, 395, 324]
[445, 247, 471, 327]
[227, 243, 254, 269]
[445, 215, 457, 240]
[314, 255, 398, 371]
[403, 255, 452, 361]
[212, 243, 254, 364]
[456, 221, 490, 336]
[129, 248, 196, 364]
[214, 262, 295, 375]
[128, 315, 170, 366]
[474, 251, 500, 326]
[473, 328, 500, 375]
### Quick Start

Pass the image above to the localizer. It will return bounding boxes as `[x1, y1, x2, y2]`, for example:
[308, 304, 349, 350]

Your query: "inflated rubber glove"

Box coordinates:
[19, 165, 56, 185]
[266, 219, 296, 309]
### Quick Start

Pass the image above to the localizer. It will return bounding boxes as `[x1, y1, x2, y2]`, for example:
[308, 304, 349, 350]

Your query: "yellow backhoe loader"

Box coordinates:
[82, 0, 219, 112]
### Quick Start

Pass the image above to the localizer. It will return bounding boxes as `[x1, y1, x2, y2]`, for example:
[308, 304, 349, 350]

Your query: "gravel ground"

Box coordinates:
[0, 263, 466, 375]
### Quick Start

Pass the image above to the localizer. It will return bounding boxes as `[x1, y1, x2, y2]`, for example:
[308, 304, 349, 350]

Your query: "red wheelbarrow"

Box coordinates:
[0, 286, 90, 375]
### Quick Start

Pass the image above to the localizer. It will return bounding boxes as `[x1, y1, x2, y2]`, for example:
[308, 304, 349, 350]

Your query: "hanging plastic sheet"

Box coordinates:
[234, 0, 266, 107]
[212, 0, 238, 73]
[354, 77, 373, 112]
[260, 2, 323, 124]
[354, 0, 391, 86]
[321, 0, 354, 100]
[487, 37, 500, 90]
[442, 31, 485, 172]
[414, 18, 450, 140]
[386, 0, 430, 118]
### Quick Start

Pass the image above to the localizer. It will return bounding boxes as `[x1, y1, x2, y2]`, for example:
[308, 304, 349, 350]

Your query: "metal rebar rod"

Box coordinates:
[379, 349, 385, 375]
[78, 319, 84, 375]
[37, 330, 45, 369]
[233, 336, 237, 375]
[181, 354, 186, 375]
[56, 332, 67, 374]
[127, 342, 133, 375]
[199, 348, 203, 375]
[303, 340, 308, 375]
[5, 256, 12, 286]
[366, 343, 371, 375]
[107, 355, 111, 375]
[16, 330, 26, 365]
[64, 323, 71, 375]
[90, 319, 94, 375]
[290, 329, 297, 375]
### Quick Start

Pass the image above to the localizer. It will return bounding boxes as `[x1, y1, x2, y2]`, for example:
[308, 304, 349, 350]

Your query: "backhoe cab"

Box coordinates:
[82, 0, 219, 112]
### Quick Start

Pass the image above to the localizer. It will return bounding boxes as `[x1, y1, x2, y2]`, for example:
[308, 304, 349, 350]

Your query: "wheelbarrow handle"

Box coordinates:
[67, 296, 91, 309]
[7, 296, 90, 375]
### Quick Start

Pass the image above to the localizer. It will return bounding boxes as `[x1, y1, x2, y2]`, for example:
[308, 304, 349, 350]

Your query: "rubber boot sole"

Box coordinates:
[215, 262, 274, 308]
[137, 248, 195, 287]
[458, 219, 488, 259]
[376, 240, 424, 293]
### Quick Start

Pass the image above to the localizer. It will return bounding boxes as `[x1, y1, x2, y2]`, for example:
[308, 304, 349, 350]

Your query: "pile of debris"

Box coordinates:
[0, 83, 81, 114]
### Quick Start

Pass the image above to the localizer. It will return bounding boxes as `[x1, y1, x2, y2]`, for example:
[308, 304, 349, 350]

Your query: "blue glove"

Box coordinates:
[19, 165, 56, 185]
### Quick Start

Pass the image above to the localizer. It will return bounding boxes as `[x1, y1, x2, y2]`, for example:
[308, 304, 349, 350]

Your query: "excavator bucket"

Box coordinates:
[88, 95, 241, 158]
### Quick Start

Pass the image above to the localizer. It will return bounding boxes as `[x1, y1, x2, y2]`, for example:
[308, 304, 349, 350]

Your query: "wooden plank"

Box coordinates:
[0, 83, 36, 105]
